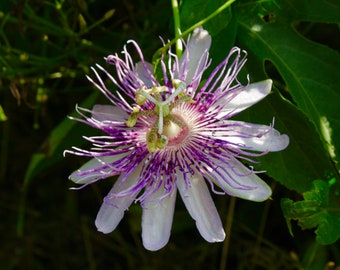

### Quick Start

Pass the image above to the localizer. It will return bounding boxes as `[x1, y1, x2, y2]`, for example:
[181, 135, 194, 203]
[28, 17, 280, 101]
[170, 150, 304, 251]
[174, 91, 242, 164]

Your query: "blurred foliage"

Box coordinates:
[0, 0, 339, 269]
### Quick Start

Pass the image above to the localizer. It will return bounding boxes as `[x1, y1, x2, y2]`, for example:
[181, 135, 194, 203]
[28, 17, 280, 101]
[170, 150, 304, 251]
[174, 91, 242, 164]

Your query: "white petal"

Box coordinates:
[217, 79, 272, 118]
[179, 27, 211, 84]
[135, 61, 155, 88]
[209, 158, 272, 202]
[213, 120, 289, 152]
[92, 104, 128, 122]
[69, 154, 127, 184]
[95, 167, 141, 234]
[141, 188, 177, 251]
[177, 171, 225, 242]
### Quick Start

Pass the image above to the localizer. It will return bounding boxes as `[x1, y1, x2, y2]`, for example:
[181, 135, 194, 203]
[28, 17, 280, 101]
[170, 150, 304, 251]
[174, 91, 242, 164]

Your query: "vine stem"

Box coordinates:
[171, 0, 183, 58]
[154, 0, 237, 62]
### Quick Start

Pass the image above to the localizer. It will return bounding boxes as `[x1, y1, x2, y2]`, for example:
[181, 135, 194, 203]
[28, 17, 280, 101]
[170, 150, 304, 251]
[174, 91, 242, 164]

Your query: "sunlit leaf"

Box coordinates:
[281, 180, 340, 245]
[236, 0, 340, 172]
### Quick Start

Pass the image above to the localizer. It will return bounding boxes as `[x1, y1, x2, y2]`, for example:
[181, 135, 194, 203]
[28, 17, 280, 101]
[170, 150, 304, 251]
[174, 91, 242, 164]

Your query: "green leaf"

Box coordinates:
[236, 0, 340, 172]
[0, 104, 7, 121]
[281, 180, 340, 245]
[209, 15, 238, 65]
[281, 0, 340, 23]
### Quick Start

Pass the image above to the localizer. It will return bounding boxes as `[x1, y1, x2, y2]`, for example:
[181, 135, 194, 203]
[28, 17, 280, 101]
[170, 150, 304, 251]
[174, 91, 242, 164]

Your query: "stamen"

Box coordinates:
[127, 80, 193, 152]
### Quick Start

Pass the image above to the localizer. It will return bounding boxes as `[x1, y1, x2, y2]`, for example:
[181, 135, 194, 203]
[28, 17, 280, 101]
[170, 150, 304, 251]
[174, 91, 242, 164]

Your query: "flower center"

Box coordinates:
[163, 115, 189, 147]
[126, 80, 194, 152]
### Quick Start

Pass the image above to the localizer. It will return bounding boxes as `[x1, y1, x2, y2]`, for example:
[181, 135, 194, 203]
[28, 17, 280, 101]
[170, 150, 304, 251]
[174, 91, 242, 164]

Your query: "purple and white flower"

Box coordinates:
[65, 27, 289, 251]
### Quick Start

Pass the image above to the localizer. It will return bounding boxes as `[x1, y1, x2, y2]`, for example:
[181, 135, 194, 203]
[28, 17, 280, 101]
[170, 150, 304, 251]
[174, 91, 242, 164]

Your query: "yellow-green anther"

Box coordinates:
[172, 79, 182, 89]
[126, 107, 140, 127]
[136, 92, 147, 105]
[146, 129, 158, 152]
[136, 86, 168, 106]
[156, 86, 167, 93]
[136, 88, 159, 105]
[157, 134, 168, 149]
[126, 114, 138, 127]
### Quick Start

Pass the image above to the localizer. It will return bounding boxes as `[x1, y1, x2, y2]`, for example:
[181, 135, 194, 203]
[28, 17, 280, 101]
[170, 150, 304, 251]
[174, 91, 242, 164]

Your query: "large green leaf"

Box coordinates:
[236, 0, 340, 172]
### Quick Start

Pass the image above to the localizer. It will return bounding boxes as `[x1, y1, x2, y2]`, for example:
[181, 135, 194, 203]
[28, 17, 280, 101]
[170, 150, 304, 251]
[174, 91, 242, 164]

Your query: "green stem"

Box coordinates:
[171, 0, 183, 58]
[154, 0, 237, 62]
